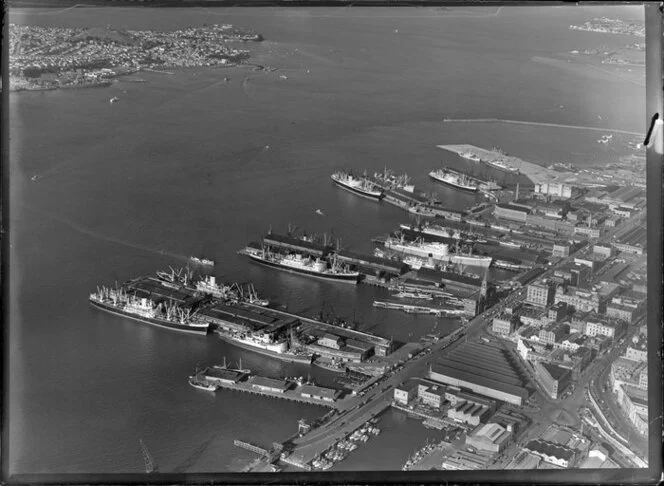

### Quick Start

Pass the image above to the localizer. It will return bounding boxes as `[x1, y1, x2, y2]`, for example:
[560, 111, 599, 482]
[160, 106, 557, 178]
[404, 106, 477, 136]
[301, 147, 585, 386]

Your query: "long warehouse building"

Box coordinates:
[428, 342, 529, 406]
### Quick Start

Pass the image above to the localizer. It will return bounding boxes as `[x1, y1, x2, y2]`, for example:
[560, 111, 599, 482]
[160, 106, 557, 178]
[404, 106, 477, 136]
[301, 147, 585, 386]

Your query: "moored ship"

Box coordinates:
[215, 329, 314, 364]
[331, 171, 384, 200]
[459, 150, 482, 163]
[384, 238, 492, 268]
[483, 158, 519, 173]
[196, 275, 236, 299]
[242, 247, 360, 283]
[428, 169, 478, 192]
[188, 375, 219, 392]
[89, 286, 210, 335]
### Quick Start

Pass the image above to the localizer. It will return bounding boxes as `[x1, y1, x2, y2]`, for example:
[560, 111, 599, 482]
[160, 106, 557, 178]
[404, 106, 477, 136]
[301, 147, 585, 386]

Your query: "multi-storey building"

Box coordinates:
[526, 282, 555, 307]
[492, 314, 515, 335]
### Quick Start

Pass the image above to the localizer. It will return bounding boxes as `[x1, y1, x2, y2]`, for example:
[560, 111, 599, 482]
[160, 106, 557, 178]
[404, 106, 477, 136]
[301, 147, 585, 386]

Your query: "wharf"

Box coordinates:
[202, 373, 339, 408]
[285, 393, 393, 467]
[243, 301, 392, 348]
[373, 300, 465, 317]
[437, 144, 592, 187]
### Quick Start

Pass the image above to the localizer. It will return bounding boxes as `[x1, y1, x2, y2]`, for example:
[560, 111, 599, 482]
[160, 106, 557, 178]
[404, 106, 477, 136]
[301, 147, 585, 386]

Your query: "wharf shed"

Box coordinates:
[250, 376, 291, 393]
[428, 342, 529, 406]
[336, 249, 408, 275]
[298, 384, 341, 402]
[262, 233, 331, 257]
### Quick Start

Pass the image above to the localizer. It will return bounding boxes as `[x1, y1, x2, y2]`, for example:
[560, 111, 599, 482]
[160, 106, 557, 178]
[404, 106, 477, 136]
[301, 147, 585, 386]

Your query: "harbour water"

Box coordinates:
[8, 5, 643, 474]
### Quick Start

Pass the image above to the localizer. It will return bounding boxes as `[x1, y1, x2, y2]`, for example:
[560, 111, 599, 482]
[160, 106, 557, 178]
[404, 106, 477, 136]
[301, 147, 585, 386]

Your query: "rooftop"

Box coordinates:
[250, 376, 290, 391]
[298, 384, 340, 400]
[430, 342, 528, 400]
[525, 439, 575, 461]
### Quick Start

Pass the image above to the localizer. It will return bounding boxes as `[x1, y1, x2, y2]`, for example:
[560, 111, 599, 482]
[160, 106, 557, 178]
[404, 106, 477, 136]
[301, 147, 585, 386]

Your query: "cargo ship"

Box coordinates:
[400, 222, 462, 240]
[196, 275, 236, 299]
[384, 238, 492, 268]
[242, 247, 360, 283]
[371, 168, 415, 192]
[428, 169, 478, 192]
[331, 171, 384, 200]
[483, 158, 519, 174]
[89, 286, 210, 335]
[215, 329, 314, 364]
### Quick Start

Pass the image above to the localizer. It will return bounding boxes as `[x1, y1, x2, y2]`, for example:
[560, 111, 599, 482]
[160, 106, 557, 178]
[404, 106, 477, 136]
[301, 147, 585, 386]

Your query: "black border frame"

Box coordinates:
[2, 1, 662, 484]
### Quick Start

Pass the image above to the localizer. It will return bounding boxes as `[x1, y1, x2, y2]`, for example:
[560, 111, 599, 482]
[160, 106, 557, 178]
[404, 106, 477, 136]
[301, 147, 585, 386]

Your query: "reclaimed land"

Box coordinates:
[437, 143, 613, 187]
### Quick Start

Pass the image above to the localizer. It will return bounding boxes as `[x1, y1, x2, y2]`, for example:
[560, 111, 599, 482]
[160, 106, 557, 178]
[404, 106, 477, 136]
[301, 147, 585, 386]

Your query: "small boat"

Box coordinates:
[109, 96, 119, 104]
[190, 256, 214, 266]
[315, 209, 325, 216]
[188, 376, 218, 392]
[30, 174, 39, 182]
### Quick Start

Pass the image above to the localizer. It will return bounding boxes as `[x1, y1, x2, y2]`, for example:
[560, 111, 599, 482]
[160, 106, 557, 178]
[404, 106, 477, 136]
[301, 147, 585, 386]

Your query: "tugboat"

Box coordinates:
[190, 256, 215, 266]
[188, 375, 219, 392]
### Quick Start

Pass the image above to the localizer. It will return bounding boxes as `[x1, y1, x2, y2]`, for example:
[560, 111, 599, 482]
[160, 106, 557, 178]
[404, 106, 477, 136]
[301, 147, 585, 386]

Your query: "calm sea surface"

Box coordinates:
[8, 5, 644, 474]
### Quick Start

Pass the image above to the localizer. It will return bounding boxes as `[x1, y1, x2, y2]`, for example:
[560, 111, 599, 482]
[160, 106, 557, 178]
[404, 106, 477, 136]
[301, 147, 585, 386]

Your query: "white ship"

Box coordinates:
[384, 238, 492, 268]
[331, 171, 384, 200]
[459, 150, 482, 163]
[400, 222, 462, 240]
[428, 169, 478, 192]
[196, 275, 235, 299]
[484, 158, 519, 173]
[190, 256, 215, 266]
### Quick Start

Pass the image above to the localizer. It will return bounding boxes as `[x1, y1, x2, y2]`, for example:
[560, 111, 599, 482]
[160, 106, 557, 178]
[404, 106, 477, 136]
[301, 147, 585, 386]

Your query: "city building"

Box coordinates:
[547, 302, 571, 323]
[492, 314, 515, 335]
[441, 449, 495, 470]
[465, 423, 512, 453]
[428, 342, 529, 406]
[582, 313, 626, 341]
[517, 305, 549, 327]
[317, 333, 344, 349]
[417, 384, 446, 409]
[393, 382, 418, 405]
[615, 383, 648, 435]
[447, 398, 492, 426]
[610, 357, 647, 392]
[532, 362, 571, 399]
[612, 224, 646, 255]
[552, 241, 571, 258]
[553, 263, 590, 288]
[593, 244, 613, 259]
[526, 281, 555, 307]
[538, 322, 570, 347]
[494, 203, 530, 223]
[524, 439, 576, 468]
[534, 182, 572, 199]
[554, 285, 602, 313]
[574, 225, 601, 239]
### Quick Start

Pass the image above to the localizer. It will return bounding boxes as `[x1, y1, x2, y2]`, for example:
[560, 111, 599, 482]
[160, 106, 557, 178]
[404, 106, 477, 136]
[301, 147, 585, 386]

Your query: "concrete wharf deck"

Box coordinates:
[242, 301, 392, 348]
[262, 233, 331, 257]
[207, 374, 338, 408]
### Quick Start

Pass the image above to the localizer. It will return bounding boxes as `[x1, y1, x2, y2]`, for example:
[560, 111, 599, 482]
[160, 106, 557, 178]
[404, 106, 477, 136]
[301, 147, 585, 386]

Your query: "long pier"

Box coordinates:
[209, 377, 337, 408]
[243, 301, 392, 348]
[233, 440, 269, 457]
